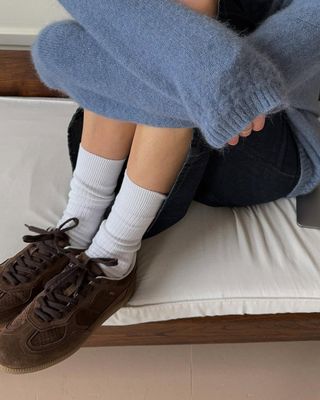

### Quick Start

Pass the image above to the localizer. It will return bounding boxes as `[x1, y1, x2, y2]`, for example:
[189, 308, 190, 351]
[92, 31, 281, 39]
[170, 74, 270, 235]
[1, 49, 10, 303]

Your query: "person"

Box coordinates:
[0, 0, 319, 373]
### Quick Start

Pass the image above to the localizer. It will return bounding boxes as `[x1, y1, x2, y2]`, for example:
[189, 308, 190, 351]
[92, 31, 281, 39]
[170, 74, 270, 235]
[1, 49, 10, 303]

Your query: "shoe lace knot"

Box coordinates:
[34, 252, 118, 322]
[2, 217, 79, 286]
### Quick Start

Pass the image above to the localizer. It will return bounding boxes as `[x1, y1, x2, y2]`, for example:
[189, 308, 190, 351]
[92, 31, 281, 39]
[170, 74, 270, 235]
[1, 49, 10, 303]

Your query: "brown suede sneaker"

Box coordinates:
[0, 218, 81, 326]
[0, 251, 137, 374]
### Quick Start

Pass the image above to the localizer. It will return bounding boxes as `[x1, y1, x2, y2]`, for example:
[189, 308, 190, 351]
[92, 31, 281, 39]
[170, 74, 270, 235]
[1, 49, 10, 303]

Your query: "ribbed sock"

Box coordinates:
[86, 170, 167, 279]
[57, 143, 126, 249]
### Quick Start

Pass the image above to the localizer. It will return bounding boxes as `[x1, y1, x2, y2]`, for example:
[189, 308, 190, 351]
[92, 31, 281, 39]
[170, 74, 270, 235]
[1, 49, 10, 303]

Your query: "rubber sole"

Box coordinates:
[0, 265, 137, 374]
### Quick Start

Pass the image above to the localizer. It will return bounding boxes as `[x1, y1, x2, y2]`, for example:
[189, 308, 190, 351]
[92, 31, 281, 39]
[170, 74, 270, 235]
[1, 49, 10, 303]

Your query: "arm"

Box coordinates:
[56, 0, 288, 149]
[248, 0, 320, 94]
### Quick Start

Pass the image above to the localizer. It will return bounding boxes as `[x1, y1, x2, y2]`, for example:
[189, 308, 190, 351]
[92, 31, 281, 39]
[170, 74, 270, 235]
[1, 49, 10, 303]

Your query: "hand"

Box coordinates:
[228, 114, 266, 146]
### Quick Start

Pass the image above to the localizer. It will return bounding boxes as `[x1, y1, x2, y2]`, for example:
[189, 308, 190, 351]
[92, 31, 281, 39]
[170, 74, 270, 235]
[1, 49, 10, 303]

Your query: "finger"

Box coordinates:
[239, 122, 253, 137]
[252, 114, 266, 131]
[228, 135, 240, 146]
[239, 127, 253, 137]
[239, 129, 252, 137]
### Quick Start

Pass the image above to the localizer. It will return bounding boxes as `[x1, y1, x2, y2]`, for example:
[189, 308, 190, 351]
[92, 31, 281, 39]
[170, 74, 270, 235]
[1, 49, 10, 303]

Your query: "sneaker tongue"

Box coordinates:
[76, 252, 105, 277]
[63, 282, 78, 297]
[89, 261, 105, 277]
[57, 235, 70, 249]
[60, 259, 102, 298]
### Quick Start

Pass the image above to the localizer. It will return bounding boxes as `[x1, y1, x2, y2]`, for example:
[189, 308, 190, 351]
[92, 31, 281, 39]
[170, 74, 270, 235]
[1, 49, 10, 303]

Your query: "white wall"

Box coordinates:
[0, 0, 70, 48]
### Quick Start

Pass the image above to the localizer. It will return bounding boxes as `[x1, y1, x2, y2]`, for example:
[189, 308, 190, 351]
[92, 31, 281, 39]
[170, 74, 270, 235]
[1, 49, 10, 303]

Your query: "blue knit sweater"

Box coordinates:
[31, 0, 320, 198]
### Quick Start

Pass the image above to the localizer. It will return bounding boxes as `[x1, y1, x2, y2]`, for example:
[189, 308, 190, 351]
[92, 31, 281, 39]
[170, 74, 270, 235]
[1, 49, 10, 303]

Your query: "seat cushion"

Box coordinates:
[1, 97, 320, 326]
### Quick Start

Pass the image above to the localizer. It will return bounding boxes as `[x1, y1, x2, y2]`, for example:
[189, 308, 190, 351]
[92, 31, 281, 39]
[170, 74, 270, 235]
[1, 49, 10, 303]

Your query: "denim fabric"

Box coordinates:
[144, 110, 300, 238]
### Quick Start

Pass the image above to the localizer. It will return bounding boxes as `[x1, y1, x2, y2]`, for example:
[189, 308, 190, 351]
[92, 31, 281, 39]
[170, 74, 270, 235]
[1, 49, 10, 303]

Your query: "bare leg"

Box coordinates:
[81, 109, 136, 159]
[127, 125, 193, 194]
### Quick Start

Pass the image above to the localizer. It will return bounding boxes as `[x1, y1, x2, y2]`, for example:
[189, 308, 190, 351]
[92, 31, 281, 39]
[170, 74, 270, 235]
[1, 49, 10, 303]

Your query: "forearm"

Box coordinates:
[57, 0, 287, 148]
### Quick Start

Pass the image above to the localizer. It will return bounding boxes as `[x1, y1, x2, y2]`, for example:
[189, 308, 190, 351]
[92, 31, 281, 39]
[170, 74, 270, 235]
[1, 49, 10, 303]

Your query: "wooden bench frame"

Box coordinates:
[2, 49, 320, 346]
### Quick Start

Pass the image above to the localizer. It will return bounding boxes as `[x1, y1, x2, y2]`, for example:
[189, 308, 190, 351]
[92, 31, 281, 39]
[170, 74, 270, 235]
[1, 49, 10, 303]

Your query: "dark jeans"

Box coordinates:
[66, 0, 301, 240]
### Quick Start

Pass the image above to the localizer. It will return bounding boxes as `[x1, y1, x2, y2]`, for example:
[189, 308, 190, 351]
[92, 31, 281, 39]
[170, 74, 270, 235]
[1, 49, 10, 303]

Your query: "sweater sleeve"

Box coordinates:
[56, 0, 289, 149]
[247, 0, 320, 95]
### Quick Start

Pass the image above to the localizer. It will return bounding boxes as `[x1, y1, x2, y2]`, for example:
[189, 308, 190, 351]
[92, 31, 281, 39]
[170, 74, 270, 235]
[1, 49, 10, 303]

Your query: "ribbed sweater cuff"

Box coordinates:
[198, 43, 288, 149]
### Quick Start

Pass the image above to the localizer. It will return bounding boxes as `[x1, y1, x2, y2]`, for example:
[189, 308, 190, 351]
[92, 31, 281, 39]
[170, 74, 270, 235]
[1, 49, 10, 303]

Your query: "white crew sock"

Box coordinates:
[57, 143, 126, 249]
[86, 170, 167, 279]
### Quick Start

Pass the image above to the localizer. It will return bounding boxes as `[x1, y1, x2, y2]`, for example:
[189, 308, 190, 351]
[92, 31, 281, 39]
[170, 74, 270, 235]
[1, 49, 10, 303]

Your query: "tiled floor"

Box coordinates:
[1, 341, 320, 399]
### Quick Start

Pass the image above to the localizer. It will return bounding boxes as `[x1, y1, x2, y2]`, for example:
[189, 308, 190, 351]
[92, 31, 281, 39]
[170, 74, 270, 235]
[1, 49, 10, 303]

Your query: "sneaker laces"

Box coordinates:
[34, 252, 118, 322]
[2, 218, 79, 286]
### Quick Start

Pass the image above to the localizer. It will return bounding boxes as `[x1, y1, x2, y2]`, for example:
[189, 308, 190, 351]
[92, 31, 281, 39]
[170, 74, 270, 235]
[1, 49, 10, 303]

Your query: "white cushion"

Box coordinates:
[1, 97, 320, 326]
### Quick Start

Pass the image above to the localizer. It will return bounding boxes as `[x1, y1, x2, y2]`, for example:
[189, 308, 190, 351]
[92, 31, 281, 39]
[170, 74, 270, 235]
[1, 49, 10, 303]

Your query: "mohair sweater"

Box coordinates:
[31, 0, 320, 198]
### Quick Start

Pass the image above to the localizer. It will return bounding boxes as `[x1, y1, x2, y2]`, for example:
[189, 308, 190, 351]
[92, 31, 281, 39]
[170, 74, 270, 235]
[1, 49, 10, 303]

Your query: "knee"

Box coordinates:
[31, 20, 81, 87]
